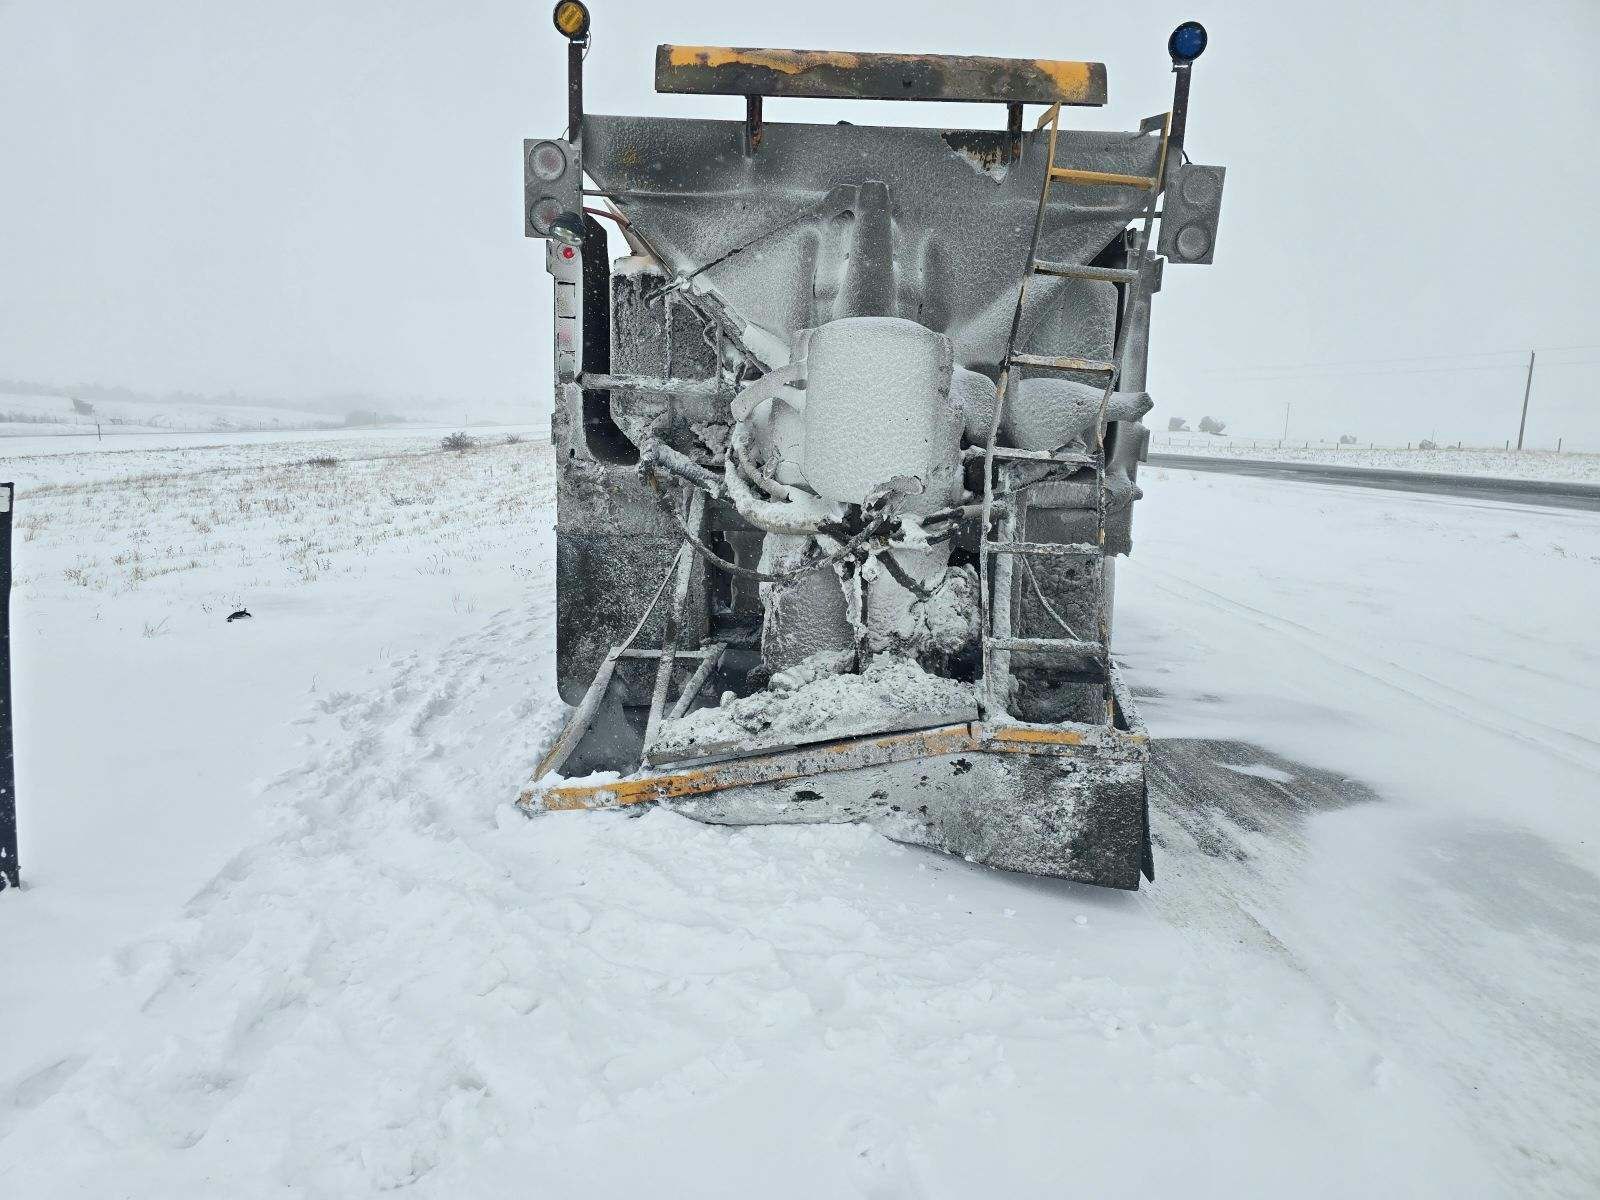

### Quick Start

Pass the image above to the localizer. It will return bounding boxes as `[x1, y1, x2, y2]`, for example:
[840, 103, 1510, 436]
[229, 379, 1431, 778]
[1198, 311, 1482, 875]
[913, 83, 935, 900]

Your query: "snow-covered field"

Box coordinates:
[1, 436, 1596, 1196]
[1148, 433, 1600, 483]
[0, 390, 346, 438]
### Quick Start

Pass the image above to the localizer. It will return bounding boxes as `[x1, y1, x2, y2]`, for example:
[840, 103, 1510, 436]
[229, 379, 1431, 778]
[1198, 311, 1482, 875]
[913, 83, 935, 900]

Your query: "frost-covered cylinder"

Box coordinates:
[797, 317, 960, 514]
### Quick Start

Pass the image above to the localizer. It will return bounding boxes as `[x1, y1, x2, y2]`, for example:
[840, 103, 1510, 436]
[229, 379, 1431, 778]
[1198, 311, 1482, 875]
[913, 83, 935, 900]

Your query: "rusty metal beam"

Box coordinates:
[745, 94, 763, 154]
[655, 45, 1107, 106]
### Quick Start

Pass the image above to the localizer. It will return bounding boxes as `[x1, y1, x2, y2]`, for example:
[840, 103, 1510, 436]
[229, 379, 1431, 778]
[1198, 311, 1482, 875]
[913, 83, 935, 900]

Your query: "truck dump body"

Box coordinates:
[519, 11, 1224, 890]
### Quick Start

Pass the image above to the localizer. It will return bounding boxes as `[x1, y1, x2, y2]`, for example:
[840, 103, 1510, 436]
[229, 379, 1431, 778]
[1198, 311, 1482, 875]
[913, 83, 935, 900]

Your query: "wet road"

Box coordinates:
[1147, 453, 1600, 511]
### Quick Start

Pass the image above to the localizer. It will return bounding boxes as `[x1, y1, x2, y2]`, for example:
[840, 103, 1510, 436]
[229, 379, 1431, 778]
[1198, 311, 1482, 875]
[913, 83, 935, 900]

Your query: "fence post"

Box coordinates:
[1, 482, 15, 891]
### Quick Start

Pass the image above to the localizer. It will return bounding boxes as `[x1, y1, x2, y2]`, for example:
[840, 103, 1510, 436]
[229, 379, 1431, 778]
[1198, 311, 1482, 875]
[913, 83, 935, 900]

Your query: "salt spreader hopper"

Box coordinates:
[518, 5, 1225, 889]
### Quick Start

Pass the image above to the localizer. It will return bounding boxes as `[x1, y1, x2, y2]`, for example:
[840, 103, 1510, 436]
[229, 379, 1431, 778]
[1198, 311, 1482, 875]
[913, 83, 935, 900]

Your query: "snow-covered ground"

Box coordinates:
[1148, 432, 1600, 483]
[1, 438, 1596, 1196]
[0, 390, 348, 437]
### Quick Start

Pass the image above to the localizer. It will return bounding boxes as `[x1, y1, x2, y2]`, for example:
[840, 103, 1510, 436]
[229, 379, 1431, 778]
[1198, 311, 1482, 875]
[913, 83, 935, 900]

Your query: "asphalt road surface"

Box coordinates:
[1147, 452, 1600, 511]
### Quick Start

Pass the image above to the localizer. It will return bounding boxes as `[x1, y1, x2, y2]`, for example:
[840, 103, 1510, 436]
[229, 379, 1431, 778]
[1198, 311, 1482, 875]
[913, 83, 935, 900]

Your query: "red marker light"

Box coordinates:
[561, 245, 576, 260]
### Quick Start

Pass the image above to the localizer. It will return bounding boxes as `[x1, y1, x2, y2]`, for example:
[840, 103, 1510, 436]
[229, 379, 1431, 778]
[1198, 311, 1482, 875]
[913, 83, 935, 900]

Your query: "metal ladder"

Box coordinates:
[976, 102, 1172, 721]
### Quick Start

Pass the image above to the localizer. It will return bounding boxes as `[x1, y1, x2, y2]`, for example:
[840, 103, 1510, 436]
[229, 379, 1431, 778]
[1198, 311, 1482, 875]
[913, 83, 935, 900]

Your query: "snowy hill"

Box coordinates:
[0, 389, 348, 437]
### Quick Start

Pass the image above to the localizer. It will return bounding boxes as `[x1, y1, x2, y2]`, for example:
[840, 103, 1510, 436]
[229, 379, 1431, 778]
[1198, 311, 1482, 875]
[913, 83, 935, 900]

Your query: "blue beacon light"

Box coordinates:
[1168, 21, 1208, 64]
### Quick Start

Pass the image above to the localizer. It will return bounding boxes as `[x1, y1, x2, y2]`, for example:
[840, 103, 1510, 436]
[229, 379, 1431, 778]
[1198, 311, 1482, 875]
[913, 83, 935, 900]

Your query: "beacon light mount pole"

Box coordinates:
[553, 1, 591, 144]
[1166, 20, 1208, 160]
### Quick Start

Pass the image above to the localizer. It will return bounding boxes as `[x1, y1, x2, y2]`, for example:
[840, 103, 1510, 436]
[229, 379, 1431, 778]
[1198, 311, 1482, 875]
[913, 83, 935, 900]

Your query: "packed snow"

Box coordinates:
[1148, 432, 1600, 483]
[651, 651, 976, 762]
[1, 436, 1596, 1196]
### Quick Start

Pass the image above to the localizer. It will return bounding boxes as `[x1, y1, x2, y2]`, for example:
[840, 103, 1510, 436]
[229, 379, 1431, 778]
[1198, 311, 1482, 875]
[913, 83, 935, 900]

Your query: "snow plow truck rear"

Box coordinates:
[517, 5, 1225, 890]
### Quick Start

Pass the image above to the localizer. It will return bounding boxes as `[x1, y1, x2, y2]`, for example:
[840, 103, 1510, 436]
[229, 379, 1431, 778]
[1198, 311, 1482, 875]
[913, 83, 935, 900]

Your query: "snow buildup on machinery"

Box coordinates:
[518, 4, 1225, 890]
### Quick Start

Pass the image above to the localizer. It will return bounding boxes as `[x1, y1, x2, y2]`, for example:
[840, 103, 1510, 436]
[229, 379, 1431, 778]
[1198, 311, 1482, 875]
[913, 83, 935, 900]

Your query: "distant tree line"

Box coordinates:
[1167, 416, 1228, 434]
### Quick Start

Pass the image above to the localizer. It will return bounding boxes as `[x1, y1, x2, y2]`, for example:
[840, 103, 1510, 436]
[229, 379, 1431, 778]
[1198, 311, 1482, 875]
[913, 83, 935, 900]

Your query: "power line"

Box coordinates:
[1200, 343, 1600, 379]
[1204, 358, 1600, 385]
[1204, 349, 1525, 375]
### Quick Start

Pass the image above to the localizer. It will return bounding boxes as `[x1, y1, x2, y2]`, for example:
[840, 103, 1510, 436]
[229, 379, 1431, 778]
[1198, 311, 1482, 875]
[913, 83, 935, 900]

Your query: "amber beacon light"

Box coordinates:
[552, 1, 590, 40]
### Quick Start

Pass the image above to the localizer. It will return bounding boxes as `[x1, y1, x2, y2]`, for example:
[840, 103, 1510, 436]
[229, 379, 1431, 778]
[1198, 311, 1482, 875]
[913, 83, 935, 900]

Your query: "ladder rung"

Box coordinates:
[1032, 261, 1139, 284]
[986, 635, 1105, 663]
[988, 541, 1102, 558]
[973, 446, 1097, 467]
[1049, 167, 1159, 190]
[1009, 352, 1117, 374]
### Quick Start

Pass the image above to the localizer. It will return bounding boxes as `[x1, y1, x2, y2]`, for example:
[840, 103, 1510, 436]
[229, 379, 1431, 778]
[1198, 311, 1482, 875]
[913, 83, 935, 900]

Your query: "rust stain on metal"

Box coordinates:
[941, 130, 1012, 175]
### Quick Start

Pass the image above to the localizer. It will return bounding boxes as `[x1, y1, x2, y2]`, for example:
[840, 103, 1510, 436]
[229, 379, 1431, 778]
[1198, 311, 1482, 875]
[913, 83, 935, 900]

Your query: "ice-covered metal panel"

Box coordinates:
[580, 114, 1163, 370]
[1158, 162, 1225, 265]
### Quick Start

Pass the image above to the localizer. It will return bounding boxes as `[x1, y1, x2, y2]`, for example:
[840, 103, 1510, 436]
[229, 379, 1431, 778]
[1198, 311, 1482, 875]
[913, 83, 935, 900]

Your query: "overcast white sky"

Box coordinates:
[2, 0, 1597, 447]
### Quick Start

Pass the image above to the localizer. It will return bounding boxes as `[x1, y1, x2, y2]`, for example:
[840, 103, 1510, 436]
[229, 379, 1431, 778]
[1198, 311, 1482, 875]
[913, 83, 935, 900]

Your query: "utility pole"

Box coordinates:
[1, 483, 16, 890]
[1517, 350, 1536, 450]
[1280, 401, 1290, 447]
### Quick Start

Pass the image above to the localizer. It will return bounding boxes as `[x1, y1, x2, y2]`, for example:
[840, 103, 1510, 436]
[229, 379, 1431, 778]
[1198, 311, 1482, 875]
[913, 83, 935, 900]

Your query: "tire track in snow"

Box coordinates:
[1125, 562, 1600, 1197]
[1133, 562, 1600, 775]
[1140, 738, 1376, 971]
